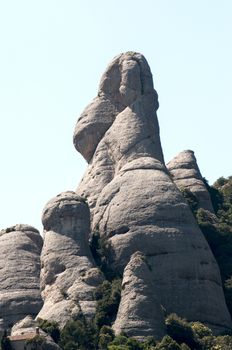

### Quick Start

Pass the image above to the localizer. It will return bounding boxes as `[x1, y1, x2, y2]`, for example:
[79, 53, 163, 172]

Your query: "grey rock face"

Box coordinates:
[113, 252, 166, 340]
[11, 316, 62, 350]
[37, 191, 103, 328]
[0, 224, 43, 333]
[74, 52, 232, 333]
[167, 150, 214, 212]
[74, 52, 164, 214]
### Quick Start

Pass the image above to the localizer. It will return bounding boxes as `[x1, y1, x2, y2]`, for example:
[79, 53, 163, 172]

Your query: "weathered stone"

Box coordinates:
[0, 224, 43, 333]
[74, 52, 232, 333]
[11, 316, 62, 350]
[167, 150, 214, 212]
[74, 52, 164, 214]
[113, 252, 166, 340]
[37, 191, 103, 328]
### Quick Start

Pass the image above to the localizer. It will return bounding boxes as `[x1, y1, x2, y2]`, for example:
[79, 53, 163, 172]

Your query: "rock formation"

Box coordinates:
[74, 52, 232, 334]
[37, 191, 104, 328]
[74, 52, 164, 214]
[113, 252, 166, 340]
[167, 150, 214, 212]
[0, 224, 43, 333]
[0, 52, 231, 341]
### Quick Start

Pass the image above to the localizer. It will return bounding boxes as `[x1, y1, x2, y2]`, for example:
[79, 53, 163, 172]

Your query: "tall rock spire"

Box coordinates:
[37, 191, 103, 328]
[74, 52, 164, 214]
[74, 52, 232, 334]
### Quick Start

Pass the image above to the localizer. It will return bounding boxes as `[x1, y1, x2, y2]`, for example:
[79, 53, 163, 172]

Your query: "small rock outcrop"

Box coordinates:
[37, 191, 103, 328]
[167, 150, 214, 212]
[74, 52, 232, 333]
[0, 224, 43, 333]
[113, 252, 166, 340]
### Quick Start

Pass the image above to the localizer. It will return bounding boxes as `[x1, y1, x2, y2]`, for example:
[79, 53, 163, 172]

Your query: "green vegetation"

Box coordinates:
[0, 331, 12, 350]
[25, 334, 46, 347]
[90, 231, 119, 280]
[94, 279, 122, 329]
[59, 319, 96, 350]
[2, 313, 231, 350]
[37, 318, 60, 343]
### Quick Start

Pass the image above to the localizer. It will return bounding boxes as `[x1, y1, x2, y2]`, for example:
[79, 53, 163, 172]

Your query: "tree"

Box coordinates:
[0, 331, 12, 350]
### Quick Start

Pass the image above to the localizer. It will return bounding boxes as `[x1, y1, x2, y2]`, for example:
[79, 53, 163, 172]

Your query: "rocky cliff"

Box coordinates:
[0, 52, 231, 342]
[0, 224, 42, 334]
[74, 52, 232, 334]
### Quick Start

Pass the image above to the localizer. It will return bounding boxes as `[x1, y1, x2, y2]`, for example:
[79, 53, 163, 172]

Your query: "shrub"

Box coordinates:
[94, 279, 122, 329]
[165, 314, 198, 349]
[59, 319, 96, 350]
[180, 188, 199, 216]
[37, 318, 60, 343]
[154, 335, 182, 350]
[0, 331, 12, 350]
[98, 325, 115, 349]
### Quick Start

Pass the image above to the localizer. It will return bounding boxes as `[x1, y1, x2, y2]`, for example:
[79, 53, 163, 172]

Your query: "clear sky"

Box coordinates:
[0, 1, 231, 232]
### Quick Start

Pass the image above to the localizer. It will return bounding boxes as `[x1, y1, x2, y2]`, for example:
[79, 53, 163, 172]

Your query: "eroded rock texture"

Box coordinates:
[167, 150, 214, 212]
[0, 224, 43, 333]
[113, 252, 166, 340]
[74, 52, 164, 214]
[74, 52, 232, 333]
[37, 191, 103, 328]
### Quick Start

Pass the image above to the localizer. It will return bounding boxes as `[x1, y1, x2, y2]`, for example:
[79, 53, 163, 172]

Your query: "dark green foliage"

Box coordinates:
[59, 319, 96, 350]
[180, 188, 199, 216]
[165, 314, 199, 349]
[200, 335, 232, 350]
[94, 279, 122, 329]
[0, 331, 12, 350]
[25, 335, 45, 346]
[98, 326, 115, 349]
[108, 335, 144, 350]
[154, 335, 182, 350]
[190, 322, 212, 339]
[37, 318, 60, 343]
[90, 231, 119, 280]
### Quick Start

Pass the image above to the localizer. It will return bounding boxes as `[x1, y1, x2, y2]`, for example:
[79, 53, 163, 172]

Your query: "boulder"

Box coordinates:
[167, 150, 214, 212]
[0, 224, 43, 333]
[37, 191, 103, 328]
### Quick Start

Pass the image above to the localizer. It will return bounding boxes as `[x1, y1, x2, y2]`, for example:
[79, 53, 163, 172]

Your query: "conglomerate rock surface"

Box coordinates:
[113, 252, 166, 340]
[74, 52, 232, 333]
[167, 150, 214, 213]
[37, 191, 104, 328]
[0, 224, 43, 334]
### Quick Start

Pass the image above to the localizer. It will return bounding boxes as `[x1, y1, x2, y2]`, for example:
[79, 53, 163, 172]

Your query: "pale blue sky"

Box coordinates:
[0, 1, 231, 232]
